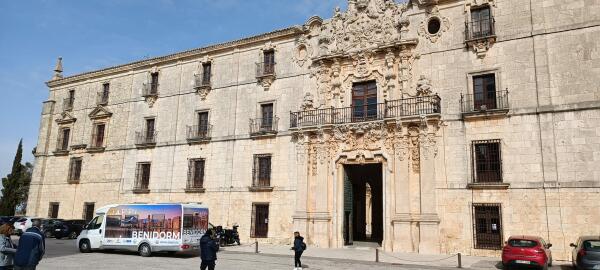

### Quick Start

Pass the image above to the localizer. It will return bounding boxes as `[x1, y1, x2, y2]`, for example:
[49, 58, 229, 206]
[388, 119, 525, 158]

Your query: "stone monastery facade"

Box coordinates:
[28, 0, 600, 260]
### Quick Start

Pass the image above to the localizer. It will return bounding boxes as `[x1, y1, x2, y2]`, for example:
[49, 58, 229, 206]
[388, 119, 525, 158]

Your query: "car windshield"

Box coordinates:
[583, 240, 600, 251]
[509, 239, 538, 247]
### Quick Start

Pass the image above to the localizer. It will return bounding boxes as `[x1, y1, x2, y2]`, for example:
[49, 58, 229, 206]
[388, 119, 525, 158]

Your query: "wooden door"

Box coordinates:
[351, 81, 378, 121]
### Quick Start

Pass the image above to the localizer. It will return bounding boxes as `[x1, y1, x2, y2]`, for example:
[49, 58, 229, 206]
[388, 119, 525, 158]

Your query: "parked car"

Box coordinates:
[53, 219, 87, 239]
[571, 236, 600, 270]
[41, 218, 64, 238]
[14, 217, 41, 235]
[502, 235, 553, 270]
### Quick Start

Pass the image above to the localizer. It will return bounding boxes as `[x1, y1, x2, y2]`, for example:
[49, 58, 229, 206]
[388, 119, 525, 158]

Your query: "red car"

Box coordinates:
[502, 235, 553, 269]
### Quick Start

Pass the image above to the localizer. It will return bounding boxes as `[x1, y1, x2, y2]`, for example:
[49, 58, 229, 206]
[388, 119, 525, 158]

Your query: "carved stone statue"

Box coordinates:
[416, 75, 433, 96]
[301, 92, 315, 111]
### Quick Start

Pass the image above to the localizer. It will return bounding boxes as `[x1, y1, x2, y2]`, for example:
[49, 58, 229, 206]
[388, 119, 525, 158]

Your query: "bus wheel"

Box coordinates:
[79, 240, 91, 253]
[139, 243, 152, 257]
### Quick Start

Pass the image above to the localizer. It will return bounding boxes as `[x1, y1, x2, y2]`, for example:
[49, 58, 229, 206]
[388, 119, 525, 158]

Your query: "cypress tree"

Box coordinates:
[0, 139, 24, 215]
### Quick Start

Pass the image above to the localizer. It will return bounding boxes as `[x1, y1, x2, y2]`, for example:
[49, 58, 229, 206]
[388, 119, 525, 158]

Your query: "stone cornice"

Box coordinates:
[46, 26, 304, 88]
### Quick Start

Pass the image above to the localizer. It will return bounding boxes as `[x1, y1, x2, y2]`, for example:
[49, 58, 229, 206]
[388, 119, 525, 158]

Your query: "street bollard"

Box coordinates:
[457, 252, 462, 268]
[255, 240, 259, 253]
[375, 248, 379, 262]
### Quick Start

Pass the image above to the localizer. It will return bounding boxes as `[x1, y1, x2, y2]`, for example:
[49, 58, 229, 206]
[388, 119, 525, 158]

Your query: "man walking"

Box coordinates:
[292, 231, 306, 270]
[200, 228, 219, 270]
[14, 219, 45, 270]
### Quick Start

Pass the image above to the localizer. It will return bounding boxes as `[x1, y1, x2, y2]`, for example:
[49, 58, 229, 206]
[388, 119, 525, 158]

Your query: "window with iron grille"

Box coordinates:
[473, 203, 503, 249]
[470, 6, 492, 38]
[188, 159, 205, 189]
[83, 202, 95, 221]
[253, 154, 271, 187]
[91, 123, 106, 148]
[48, 202, 60, 218]
[68, 157, 82, 182]
[472, 139, 502, 183]
[57, 128, 70, 151]
[202, 62, 212, 84]
[135, 162, 151, 190]
[250, 203, 269, 238]
[473, 74, 497, 110]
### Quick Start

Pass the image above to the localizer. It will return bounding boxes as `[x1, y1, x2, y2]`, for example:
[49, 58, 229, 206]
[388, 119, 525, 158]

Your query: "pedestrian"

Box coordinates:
[14, 220, 45, 270]
[0, 224, 17, 270]
[291, 231, 306, 270]
[200, 228, 219, 270]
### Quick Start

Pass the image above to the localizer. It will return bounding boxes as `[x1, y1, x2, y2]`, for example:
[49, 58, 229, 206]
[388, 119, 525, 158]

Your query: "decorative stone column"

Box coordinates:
[292, 133, 310, 238]
[417, 121, 441, 254]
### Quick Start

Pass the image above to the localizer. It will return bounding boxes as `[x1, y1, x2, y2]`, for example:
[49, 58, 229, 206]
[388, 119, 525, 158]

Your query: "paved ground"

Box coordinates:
[31, 238, 575, 270]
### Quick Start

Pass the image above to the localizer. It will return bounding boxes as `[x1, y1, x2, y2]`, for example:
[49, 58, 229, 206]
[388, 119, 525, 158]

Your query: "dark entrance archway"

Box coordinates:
[343, 163, 383, 245]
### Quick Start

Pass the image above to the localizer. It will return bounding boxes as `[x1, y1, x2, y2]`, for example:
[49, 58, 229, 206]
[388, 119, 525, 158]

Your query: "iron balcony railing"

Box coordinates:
[250, 117, 279, 135]
[465, 16, 495, 41]
[256, 62, 276, 78]
[461, 90, 508, 113]
[194, 74, 211, 88]
[142, 82, 159, 97]
[290, 95, 441, 128]
[63, 98, 74, 111]
[186, 125, 212, 141]
[135, 131, 157, 146]
[97, 91, 109, 105]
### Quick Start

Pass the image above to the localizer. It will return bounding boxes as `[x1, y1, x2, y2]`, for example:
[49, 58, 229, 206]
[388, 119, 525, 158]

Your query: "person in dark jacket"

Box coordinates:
[291, 231, 305, 270]
[14, 220, 45, 270]
[200, 229, 219, 270]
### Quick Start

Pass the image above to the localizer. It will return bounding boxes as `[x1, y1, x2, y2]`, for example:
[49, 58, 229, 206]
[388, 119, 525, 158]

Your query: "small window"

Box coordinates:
[146, 118, 156, 140]
[58, 128, 70, 151]
[135, 162, 151, 190]
[68, 90, 75, 103]
[253, 154, 271, 187]
[202, 62, 212, 84]
[150, 72, 159, 94]
[427, 17, 441, 34]
[250, 203, 269, 238]
[92, 123, 106, 148]
[263, 50, 275, 75]
[83, 202, 95, 222]
[188, 158, 205, 189]
[472, 139, 502, 183]
[260, 104, 274, 130]
[470, 6, 492, 38]
[473, 74, 497, 110]
[99, 83, 110, 104]
[198, 112, 209, 135]
[68, 157, 83, 182]
[48, 202, 60, 218]
[473, 203, 503, 249]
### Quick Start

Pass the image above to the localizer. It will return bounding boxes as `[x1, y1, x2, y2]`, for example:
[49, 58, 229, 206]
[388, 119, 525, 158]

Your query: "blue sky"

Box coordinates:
[0, 0, 352, 178]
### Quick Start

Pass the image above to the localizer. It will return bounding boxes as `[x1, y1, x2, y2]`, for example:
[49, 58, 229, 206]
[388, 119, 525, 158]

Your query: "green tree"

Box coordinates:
[0, 139, 27, 215]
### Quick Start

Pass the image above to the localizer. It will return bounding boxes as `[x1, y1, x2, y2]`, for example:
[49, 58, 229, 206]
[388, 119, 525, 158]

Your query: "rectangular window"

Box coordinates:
[198, 112, 209, 136]
[202, 62, 212, 84]
[146, 118, 155, 141]
[68, 90, 75, 105]
[188, 159, 205, 189]
[49, 202, 60, 218]
[99, 83, 110, 104]
[58, 128, 70, 151]
[473, 74, 497, 110]
[150, 72, 159, 94]
[83, 202, 95, 222]
[68, 157, 83, 182]
[92, 123, 106, 148]
[471, 6, 492, 38]
[473, 203, 503, 249]
[260, 104, 274, 130]
[135, 162, 151, 190]
[253, 154, 271, 187]
[352, 81, 378, 120]
[250, 203, 269, 238]
[263, 50, 275, 75]
[472, 139, 502, 183]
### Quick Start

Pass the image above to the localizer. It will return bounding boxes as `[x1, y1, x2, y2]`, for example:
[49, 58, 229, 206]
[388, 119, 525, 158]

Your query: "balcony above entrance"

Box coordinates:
[290, 95, 441, 129]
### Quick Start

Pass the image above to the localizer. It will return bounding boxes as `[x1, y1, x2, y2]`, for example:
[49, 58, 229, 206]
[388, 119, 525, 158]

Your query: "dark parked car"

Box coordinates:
[502, 235, 553, 270]
[41, 218, 64, 238]
[53, 219, 86, 239]
[571, 236, 600, 270]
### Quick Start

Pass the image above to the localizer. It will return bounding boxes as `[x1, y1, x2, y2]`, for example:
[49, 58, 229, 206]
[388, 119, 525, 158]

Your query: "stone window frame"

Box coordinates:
[464, 2, 496, 36]
[466, 68, 502, 98]
[466, 139, 509, 190]
[55, 125, 72, 154]
[186, 157, 206, 192]
[133, 161, 152, 193]
[48, 202, 60, 218]
[257, 100, 277, 120]
[471, 202, 503, 250]
[68, 157, 83, 183]
[89, 120, 109, 150]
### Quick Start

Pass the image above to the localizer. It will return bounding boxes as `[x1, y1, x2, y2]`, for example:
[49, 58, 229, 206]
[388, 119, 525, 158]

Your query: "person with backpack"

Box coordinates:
[291, 231, 306, 270]
[200, 228, 219, 270]
[14, 220, 45, 270]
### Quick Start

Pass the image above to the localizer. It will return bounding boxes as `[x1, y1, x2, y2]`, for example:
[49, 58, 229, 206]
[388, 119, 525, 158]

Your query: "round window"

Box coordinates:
[427, 17, 441, 34]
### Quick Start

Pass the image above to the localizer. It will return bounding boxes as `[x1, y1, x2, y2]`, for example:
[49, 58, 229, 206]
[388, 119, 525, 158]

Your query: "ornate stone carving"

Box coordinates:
[55, 111, 76, 125]
[301, 92, 315, 111]
[467, 37, 496, 58]
[294, 36, 312, 67]
[464, 0, 496, 12]
[408, 126, 421, 172]
[418, 6, 450, 43]
[416, 75, 433, 96]
[145, 96, 157, 108]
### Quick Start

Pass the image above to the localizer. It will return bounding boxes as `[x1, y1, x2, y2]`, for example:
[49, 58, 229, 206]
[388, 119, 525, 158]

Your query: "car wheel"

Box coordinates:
[56, 235, 63, 240]
[138, 243, 152, 257]
[79, 240, 91, 253]
[68, 231, 78, 239]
